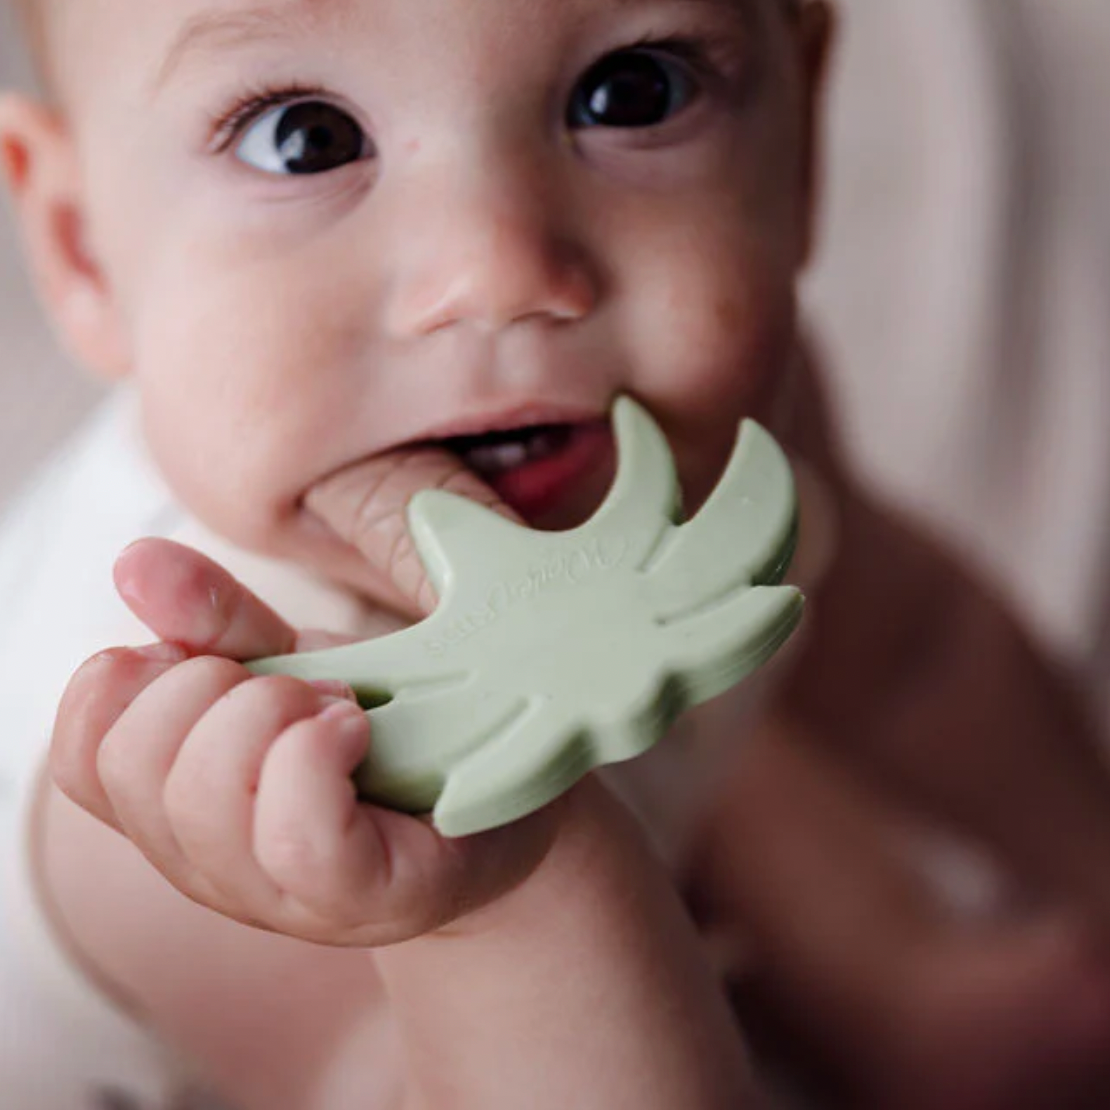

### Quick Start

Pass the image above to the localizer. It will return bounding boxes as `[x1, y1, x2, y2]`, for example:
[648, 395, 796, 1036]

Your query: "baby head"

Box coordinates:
[1, 0, 830, 609]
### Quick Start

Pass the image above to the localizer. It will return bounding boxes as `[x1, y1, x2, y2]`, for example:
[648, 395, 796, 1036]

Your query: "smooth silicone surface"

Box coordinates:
[249, 398, 802, 837]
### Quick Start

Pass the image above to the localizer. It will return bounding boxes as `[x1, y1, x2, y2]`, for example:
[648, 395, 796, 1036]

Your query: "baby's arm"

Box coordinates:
[787, 479, 1110, 919]
[376, 775, 757, 1110]
[42, 540, 756, 1110]
[773, 347, 1110, 925]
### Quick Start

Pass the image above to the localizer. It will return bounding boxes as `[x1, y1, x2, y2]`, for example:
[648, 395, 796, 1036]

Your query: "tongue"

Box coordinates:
[480, 422, 615, 527]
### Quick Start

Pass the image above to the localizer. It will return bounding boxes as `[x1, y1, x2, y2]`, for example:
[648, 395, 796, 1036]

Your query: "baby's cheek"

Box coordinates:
[130, 300, 353, 550]
[634, 266, 795, 413]
[624, 250, 798, 508]
[138, 383, 276, 542]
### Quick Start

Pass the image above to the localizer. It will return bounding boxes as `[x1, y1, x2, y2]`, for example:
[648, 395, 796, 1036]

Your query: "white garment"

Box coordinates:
[0, 398, 177, 1109]
[0, 396, 222, 1109]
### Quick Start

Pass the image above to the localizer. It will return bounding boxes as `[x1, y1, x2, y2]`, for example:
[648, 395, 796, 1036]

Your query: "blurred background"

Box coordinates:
[0, 1, 102, 506]
[804, 0, 1110, 739]
[1, 0, 1108, 705]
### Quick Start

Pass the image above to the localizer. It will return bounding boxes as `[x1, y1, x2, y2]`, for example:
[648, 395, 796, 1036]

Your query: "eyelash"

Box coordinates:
[209, 81, 329, 152]
[207, 33, 734, 153]
[621, 33, 723, 80]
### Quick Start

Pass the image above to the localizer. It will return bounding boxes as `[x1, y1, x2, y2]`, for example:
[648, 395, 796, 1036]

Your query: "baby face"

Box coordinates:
[13, 0, 826, 608]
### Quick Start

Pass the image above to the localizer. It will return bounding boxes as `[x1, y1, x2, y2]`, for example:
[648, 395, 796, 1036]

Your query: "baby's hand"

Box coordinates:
[51, 539, 557, 946]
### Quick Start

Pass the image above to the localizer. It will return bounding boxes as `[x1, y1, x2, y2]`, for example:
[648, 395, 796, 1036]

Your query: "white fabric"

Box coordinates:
[0, 397, 184, 1108]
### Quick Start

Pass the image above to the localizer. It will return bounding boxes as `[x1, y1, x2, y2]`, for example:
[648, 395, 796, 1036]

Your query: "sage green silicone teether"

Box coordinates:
[249, 398, 802, 837]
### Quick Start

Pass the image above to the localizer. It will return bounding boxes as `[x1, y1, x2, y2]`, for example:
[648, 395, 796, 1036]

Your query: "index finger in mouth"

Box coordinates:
[304, 447, 518, 617]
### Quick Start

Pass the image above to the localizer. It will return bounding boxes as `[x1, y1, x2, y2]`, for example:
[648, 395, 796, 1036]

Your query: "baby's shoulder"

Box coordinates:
[0, 393, 182, 747]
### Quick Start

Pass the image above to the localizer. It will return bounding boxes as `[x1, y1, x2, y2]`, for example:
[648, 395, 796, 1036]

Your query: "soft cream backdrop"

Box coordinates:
[802, 0, 1110, 716]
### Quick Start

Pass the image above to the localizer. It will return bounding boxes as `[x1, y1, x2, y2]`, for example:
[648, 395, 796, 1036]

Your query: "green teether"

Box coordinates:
[249, 398, 802, 837]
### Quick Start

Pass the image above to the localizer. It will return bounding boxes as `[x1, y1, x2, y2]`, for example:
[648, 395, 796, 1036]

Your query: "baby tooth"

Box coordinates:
[468, 441, 530, 475]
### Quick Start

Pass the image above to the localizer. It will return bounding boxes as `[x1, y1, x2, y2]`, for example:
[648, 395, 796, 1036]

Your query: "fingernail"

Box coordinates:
[318, 700, 369, 732]
[309, 679, 359, 702]
[134, 642, 189, 664]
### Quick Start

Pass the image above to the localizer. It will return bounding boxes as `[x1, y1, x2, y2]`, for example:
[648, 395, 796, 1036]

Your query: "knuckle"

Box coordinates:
[63, 648, 137, 704]
[247, 673, 320, 715]
[82, 646, 135, 674]
[187, 653, 249, 688]
[176, 655, 254, 707]
[251, 673, 310, 699]
[257, 821, 323, 885]
[209, 672, 319, 734]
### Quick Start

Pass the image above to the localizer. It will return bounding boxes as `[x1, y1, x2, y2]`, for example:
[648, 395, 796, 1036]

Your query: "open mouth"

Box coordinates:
[441, 420, 614, 525]
[446, 424, 575, 479]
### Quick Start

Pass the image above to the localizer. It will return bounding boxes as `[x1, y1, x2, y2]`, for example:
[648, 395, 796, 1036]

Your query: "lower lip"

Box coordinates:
[485, 422, 614, 522]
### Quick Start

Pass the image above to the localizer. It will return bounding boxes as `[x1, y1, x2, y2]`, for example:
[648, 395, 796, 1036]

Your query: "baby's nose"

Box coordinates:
[382, 161, 600, 338]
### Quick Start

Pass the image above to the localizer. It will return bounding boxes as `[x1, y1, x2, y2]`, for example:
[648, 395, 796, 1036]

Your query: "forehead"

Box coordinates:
[56, 0, 762, 59]
[48, 0, 775, 109]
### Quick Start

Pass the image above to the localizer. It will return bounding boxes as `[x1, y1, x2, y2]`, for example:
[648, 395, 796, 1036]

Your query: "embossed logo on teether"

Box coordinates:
[425, 538, 627, 656]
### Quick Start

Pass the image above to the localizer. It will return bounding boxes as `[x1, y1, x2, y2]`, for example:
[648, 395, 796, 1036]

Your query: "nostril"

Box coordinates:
[385, 229, 600, 338]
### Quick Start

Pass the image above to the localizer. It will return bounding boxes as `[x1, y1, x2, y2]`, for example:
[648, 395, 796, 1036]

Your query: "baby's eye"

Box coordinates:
[236, 100, 370, 175]
[568, 49, 698, 130]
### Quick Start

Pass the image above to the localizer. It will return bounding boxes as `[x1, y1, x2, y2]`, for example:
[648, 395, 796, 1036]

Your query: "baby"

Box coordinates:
[4, 0, 1110, 1107]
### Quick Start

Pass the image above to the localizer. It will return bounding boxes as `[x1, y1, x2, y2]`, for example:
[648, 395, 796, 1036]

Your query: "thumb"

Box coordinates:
[305, 446, 519, 618]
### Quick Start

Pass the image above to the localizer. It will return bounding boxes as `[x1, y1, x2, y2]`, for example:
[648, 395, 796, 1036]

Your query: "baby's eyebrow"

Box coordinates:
[154, 2, 345, 92]
[153, 0, 755, 93]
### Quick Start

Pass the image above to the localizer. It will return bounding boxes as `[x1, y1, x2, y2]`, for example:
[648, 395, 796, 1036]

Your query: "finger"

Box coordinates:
[164, 674, 339, 911]
[254, 704, 558, 944]
[252, 700, 392, 930]
[114, 539, 299, 661]
[305, 447, 518, 618]
[51, 642, 189, 829]
[96, 655, 248, 888]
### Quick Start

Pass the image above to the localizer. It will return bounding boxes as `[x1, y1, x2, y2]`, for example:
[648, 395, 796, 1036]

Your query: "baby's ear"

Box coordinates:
[0, 94, 129, 380]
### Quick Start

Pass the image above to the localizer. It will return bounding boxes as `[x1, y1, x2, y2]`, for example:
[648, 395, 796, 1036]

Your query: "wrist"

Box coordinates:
[422, 778, 612, 944]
